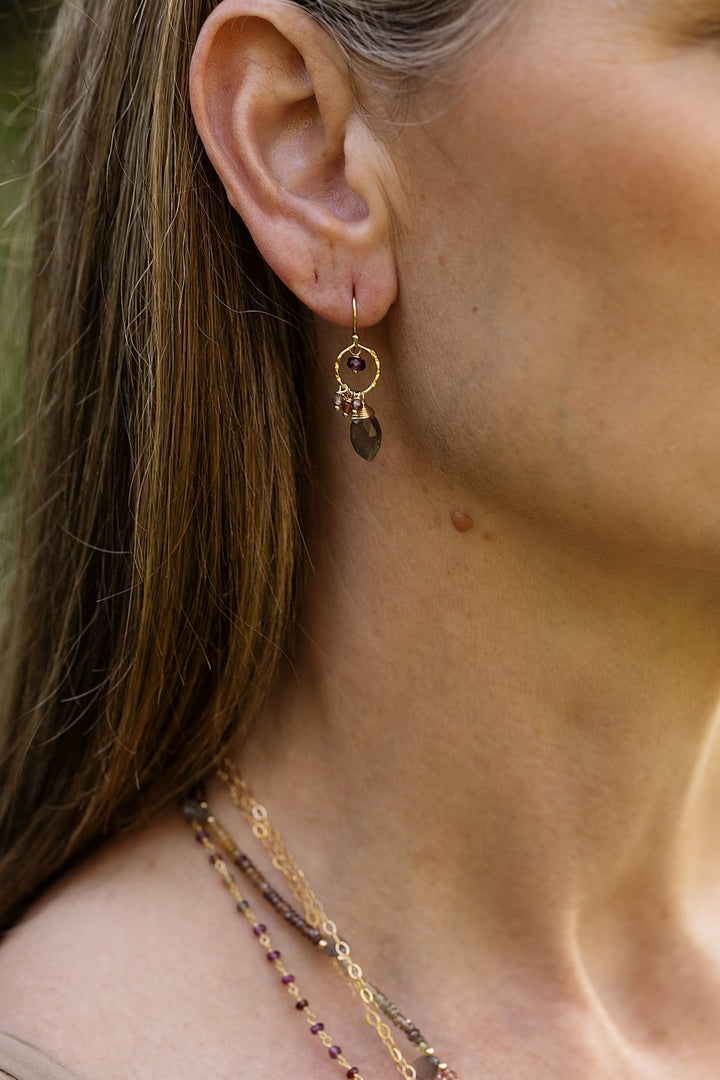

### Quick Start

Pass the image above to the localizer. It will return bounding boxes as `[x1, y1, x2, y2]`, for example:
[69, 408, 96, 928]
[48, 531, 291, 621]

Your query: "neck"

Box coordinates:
[225, 377, 720, 1041]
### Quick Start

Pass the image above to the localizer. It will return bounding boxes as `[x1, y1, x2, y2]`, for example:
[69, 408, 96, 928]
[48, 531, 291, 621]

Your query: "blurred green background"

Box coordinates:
[0, 4, 45, 228]
[1, 3, 58, 583]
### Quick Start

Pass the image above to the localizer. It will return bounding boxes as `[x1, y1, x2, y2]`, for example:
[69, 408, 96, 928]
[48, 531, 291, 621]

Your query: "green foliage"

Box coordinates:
[0, 3, 57, 36]
[0, 23, 43, 583]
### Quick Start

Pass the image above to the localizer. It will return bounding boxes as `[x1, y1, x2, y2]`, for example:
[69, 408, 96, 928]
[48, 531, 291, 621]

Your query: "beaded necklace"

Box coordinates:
[182, 764, 461, 1080]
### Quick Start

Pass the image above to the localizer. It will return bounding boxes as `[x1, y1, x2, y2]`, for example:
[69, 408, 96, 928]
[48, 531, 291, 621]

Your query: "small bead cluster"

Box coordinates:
[364, 982, 431, 1051]
[235, 850, 327, 948]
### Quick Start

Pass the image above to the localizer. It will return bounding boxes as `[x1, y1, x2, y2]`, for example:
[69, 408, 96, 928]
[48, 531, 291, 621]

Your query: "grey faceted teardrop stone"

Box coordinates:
[350, 416, 382, 461]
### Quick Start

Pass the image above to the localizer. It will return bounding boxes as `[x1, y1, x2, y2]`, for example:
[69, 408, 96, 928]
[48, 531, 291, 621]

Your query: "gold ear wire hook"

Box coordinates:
[352, 294, 358, 344]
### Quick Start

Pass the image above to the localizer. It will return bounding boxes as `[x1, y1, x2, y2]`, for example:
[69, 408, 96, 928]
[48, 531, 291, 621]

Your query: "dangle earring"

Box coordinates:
[333, 295, 382, 461]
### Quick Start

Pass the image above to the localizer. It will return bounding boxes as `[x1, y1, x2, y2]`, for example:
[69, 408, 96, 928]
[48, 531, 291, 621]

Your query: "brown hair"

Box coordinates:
[0, 0, 514, 934]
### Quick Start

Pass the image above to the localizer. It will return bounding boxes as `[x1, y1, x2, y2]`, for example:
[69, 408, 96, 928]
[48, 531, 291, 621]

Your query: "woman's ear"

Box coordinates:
[190, 0, 399, 327]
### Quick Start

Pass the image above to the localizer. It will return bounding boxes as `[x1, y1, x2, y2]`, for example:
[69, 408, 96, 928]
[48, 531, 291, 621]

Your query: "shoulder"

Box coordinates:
[0, 811, 259, 1080]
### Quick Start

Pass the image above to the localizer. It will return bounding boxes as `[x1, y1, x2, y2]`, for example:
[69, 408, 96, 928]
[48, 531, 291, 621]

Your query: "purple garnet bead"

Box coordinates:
[347, 352, 367, 373]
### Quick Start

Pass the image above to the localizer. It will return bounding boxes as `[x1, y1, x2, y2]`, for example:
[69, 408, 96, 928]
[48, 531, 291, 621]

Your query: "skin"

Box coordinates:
[4, 0, 720, 1077]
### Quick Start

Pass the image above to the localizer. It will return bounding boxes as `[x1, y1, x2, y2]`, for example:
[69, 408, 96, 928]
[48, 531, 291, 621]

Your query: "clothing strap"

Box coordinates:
[0, 1032, 82, 1080]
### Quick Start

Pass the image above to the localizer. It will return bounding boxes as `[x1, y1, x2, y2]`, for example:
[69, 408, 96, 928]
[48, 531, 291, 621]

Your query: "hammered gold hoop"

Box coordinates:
[334, 296, 381, 396]
[334, 348, 381, 398]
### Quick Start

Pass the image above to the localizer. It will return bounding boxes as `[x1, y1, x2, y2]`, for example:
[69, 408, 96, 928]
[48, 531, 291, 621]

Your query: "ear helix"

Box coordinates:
[333, 295, 383, 461]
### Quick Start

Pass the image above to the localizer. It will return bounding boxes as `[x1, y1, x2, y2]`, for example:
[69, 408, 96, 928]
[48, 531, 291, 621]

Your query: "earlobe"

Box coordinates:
[190, 0, 398, 327]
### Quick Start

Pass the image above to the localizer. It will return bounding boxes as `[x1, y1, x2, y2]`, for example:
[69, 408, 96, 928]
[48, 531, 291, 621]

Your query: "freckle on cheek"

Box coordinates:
[451, 510, 474, 534]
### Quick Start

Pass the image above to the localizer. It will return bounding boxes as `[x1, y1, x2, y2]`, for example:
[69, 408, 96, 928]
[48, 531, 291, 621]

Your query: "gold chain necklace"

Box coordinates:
[183, 765, 461, 1080]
